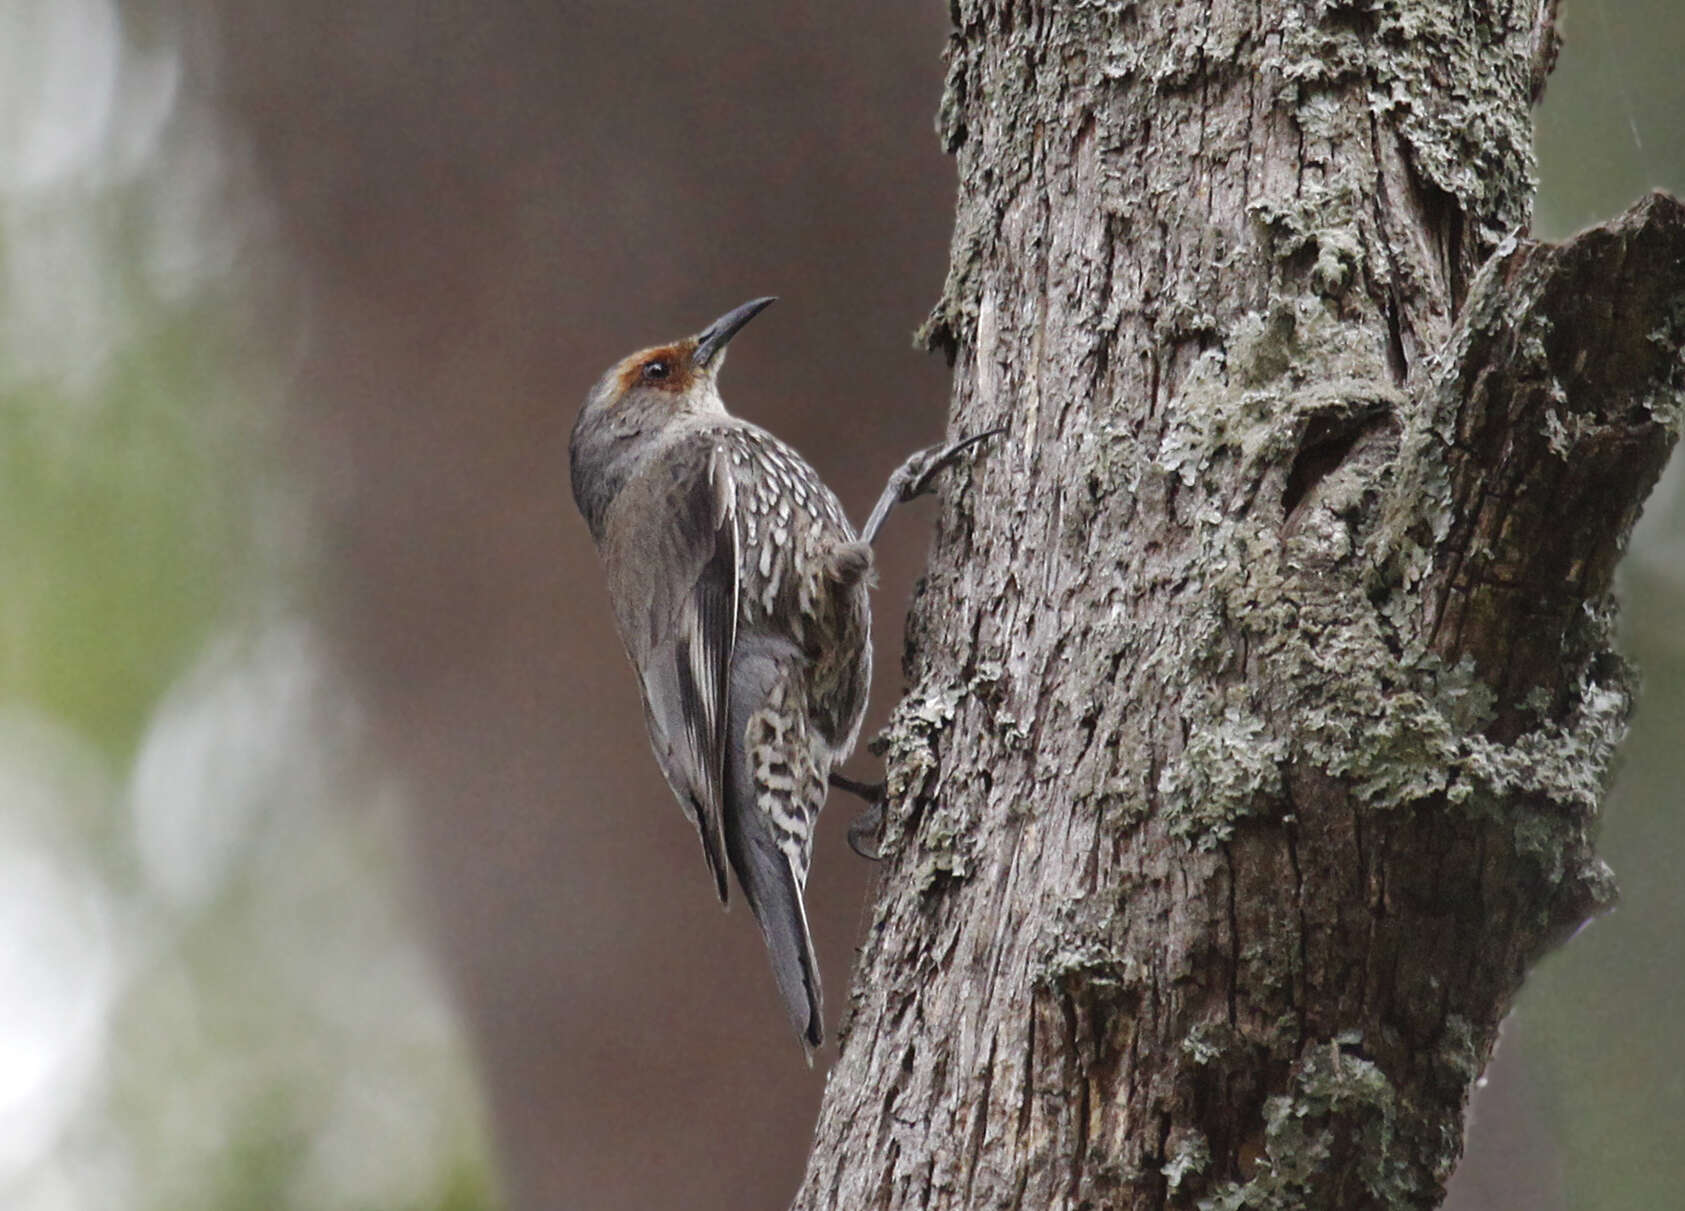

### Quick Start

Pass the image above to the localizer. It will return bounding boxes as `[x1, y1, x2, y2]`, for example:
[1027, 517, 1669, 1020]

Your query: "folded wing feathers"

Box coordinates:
[674, 447, 737, 902]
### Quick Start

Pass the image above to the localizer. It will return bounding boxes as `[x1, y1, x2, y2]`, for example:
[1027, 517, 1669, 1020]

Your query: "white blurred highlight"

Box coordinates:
[129, 622, 334, 911]
[0, 716, 118, 1186]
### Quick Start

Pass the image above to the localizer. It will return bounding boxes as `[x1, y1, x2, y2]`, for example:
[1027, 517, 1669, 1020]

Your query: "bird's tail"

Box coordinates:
[737, 836, 824, 1056]
[725, 639, 826, 1056]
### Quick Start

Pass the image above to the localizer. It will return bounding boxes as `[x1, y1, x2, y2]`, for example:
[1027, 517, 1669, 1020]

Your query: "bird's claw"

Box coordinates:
[899, 427, 1007, 502]
[830, 772, 888, 861]
[846, 802, 886, 861]
[861, 426, 1006, 545]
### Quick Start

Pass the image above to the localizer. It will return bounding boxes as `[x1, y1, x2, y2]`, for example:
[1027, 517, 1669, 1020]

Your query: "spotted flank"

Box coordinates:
[708, 423, 872, 756]
[745, 675, 828, 878]
[719, 427, 854, 630]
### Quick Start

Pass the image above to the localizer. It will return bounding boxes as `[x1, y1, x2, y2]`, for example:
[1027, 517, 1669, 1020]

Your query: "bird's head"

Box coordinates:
[571, 297, 775, 538]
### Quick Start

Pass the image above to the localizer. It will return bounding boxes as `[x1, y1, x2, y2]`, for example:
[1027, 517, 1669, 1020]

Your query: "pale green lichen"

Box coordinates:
[1156, 295, 1403, 491]
[1079, 771, 1153, 831]
[1159, 703, 1286, 849]
[1199, 1041, 1443, 1211]
[1241, 559, 1628, 818]
[1034, 902, 1154, 1006]
[1182, 1020, 1242, 1066]
[1147, 281, 1632, 858]
[914, 809, 976, 890]
[1464, 663, 1629, 812]
[881, 683, 960, 803]
[1434, 1016, 1485, 1090]
[879, 682, 976, 887]
[1271, 1, 1538, 246]
[1642, 295, 1685, 434]
[1239, 935, 1305, 1007]
[1248, 180, 1369, 300]
[1036, 935, 1148, 998]
[1164, 1128, 1213, 1192]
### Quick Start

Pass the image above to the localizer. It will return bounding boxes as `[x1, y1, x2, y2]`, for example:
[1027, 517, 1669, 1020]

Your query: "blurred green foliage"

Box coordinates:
[1, 316, 242, 759]
[0, 7, 499, 1209]
[1535, 0, 1685, 238]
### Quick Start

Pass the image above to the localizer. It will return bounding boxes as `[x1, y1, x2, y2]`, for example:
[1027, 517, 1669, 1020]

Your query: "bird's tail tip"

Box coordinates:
[751, 863, 825, 1060]
[801, 1007, 823, 1063]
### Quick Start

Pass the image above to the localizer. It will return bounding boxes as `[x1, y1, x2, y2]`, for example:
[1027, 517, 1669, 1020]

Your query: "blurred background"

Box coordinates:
[0, 2, 1677, 1209]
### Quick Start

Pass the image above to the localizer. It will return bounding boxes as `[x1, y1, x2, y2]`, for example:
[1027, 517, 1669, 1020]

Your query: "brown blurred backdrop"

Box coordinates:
[185, 4, 958, 1208]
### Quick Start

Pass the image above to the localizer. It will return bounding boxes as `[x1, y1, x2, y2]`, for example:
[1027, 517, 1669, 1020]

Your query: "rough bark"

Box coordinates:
[796, 3, 1685, 1210]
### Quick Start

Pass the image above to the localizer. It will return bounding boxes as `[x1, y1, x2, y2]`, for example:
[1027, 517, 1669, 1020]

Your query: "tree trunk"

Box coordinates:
[796, 3, 1685, 1209]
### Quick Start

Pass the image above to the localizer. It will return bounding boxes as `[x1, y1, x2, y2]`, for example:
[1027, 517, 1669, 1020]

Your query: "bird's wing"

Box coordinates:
[616, 440, 737, 904]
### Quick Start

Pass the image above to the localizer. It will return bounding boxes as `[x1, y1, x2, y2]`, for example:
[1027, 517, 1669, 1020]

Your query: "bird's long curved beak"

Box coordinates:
[693, 296, 777, 370]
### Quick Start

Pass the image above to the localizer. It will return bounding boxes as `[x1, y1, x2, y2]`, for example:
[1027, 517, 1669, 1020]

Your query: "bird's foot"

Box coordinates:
[861, 427, 1006, 544]
[829, 772, 888, 861]
[847, 803, 886, 862]
[899, 428, 1006, 501]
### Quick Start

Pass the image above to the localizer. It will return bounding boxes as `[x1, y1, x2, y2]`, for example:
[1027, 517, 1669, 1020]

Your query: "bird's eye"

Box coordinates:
[642, 360, 670, 381]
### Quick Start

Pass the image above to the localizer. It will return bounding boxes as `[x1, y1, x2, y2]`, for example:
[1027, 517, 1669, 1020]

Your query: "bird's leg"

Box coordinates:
[829, 771, 883, 801]
[859, 427, 1005, 546]
[840, 430, 1002, 861]
[828, 771, 888, 861]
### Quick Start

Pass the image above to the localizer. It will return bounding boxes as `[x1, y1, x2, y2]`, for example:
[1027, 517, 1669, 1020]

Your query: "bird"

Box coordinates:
[570, 297, 870, 1054]
[571, 297, 1000, 1055]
